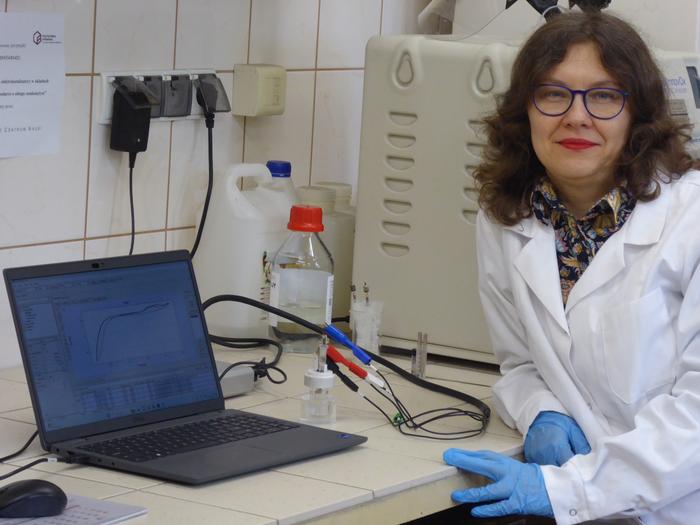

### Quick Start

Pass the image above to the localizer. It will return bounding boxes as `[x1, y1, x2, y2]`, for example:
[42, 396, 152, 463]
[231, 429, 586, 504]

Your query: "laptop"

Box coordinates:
[3, 250, 366, 484]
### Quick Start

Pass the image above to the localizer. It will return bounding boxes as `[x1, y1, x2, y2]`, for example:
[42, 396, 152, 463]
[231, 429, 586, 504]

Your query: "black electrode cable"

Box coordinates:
[201, 294, 491, 430]
[326, 358, 358, 393]
[128, 151, 138, 256]
[190, 115, 214, 259]
[369, 375, 484, 440]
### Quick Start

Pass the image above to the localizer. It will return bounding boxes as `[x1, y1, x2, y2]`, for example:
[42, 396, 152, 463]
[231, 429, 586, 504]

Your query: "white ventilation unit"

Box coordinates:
[353, 35, 519, 363]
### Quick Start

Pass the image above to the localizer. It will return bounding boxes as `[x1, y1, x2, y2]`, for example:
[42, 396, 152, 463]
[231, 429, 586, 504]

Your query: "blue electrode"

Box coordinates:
[323, 324, 372, 365]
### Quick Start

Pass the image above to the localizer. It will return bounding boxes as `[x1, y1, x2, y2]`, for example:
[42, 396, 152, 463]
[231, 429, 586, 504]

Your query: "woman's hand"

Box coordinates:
[443, 448, 554, 518]
[524, 411, 591, 466]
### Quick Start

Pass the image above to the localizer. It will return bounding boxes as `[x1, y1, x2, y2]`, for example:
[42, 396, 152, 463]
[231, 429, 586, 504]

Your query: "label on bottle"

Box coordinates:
[259, 250, 273, 321]
[269, 270, 280, 327]
[268, 269, 333, 328]
[325, 274, 334, 325]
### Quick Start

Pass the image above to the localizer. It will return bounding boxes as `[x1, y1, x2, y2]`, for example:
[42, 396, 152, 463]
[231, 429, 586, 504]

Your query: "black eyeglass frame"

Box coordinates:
[532, 83, 630, 120]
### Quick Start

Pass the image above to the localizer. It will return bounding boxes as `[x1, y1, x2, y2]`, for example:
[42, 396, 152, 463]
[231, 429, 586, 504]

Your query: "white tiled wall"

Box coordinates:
[0, 0, 430, 369]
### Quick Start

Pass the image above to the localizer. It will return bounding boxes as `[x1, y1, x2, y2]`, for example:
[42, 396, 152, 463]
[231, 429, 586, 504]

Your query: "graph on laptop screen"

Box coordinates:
[10, 261, 220, 432]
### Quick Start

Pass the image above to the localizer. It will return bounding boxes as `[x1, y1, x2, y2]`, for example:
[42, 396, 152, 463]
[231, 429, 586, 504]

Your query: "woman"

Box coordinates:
[443, 10, 700, 525]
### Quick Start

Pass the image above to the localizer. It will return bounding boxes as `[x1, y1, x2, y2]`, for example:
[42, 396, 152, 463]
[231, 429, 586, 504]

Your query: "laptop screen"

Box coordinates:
[7, 256, 221, 437]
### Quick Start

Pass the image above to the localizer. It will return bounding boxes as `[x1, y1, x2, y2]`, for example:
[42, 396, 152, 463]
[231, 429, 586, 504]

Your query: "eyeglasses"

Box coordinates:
[532, 84, 629, 120]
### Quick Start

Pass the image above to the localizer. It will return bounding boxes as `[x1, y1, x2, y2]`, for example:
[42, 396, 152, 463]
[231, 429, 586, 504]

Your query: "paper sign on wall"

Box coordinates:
[0, 13, 65, 158]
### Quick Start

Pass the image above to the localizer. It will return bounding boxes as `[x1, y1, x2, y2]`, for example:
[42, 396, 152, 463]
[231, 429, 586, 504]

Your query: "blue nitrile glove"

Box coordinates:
[443, 448, 554, 518]
[524, 411, 591, 466]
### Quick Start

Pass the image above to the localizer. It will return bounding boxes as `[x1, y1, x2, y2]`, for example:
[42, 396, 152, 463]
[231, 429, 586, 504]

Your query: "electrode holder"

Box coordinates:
[301, 367, 336, 424]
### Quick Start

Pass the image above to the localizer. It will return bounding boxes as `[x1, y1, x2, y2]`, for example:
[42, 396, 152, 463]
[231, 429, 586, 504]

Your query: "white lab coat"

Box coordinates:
[476, 170, 700, 525]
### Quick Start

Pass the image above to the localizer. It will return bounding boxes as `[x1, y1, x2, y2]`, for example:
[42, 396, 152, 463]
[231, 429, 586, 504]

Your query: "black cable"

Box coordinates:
[0, 458, 51, 482]
[326, 359, 358, 393]
[190, 115, 214, 259]
[0, 430, 38, 462]
[209, 335, 287, 384]
[373, 368, 486, 439]
[325, 357, 482, 440]
[0, 455, 88, 482]
[128, 151, 137, 256]
[201, 294, 491, 434]
[361, 393, 396, 424]
[218, 360, 287, 385]
[368, 378, 485, 440]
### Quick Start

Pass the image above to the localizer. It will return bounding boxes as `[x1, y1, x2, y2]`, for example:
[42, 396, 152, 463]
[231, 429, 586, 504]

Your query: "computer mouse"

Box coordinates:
[0, 479, 67, 518]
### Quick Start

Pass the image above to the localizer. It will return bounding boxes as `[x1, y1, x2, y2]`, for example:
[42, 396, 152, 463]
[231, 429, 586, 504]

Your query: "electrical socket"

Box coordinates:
[98, 70, 217, 124]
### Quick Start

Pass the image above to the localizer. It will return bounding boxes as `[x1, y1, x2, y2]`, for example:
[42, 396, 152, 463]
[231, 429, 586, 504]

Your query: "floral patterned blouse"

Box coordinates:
[531, 179, 636, 305]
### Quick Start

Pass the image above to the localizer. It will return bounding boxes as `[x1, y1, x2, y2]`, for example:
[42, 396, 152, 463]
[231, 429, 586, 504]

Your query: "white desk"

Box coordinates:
[0, 348, 521, 524]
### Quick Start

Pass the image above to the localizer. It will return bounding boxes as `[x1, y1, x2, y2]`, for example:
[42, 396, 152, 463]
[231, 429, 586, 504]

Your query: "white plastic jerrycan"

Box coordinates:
[192, 161, 298, 338]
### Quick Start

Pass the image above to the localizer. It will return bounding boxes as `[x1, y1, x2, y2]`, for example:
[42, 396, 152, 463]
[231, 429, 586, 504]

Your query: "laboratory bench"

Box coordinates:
[0, 346, 528, 525]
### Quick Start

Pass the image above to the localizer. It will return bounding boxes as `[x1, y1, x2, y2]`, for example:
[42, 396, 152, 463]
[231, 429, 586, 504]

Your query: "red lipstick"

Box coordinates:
[558, 138, 597, 150]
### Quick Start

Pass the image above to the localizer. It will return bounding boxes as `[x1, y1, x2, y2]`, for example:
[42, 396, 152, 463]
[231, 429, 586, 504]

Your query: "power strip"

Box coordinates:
[215, 361, 255, 399]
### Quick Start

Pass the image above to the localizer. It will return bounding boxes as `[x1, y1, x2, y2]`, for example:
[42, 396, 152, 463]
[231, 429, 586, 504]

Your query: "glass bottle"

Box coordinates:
[269, 205, 334, 353]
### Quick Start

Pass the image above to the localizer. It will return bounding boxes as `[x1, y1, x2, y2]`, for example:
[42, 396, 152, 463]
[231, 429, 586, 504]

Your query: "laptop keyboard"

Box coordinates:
[78, 414, 299, 463]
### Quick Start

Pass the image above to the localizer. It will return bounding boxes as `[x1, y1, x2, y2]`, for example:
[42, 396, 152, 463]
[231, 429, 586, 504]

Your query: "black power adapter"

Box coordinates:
[110, 77, 158, 156]
[109, 76, 158, 256]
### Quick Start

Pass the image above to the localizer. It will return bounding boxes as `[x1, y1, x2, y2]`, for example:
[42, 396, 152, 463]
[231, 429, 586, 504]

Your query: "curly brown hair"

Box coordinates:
[476, 11, 698, 226]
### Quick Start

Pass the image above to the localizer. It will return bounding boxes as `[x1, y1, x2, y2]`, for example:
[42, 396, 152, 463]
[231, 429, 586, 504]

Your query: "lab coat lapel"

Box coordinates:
[565, 183, 669, 312]
[564, 231, 626, 312]
[510, 220, 570, 333]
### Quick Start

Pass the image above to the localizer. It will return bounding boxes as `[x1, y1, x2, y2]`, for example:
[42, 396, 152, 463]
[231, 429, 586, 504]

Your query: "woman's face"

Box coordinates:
[527, 42, 632, 198]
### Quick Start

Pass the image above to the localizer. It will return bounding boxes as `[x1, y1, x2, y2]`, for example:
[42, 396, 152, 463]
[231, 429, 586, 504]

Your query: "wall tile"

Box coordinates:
[249, 0, 318, 69]
[381, 0, 429, 36]
[310, 70, 363, 195]
[243, 71, 314, 187]
[168, 73, 243, 229]
[86, 80, 170, 238]
[317, 0, 381, 69]
[0, 242, 83, 369]
[7, 0, 95, 73]
[175, 0, 250, 70]
[166, 228, 195, 252]
[0, 77, 91, 247]
[85, 231, 165, 258]
[94, 0, 177, 72]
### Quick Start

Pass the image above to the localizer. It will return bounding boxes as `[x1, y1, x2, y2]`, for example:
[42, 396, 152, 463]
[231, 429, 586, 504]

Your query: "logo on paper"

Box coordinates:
[31, 30, 61, 45]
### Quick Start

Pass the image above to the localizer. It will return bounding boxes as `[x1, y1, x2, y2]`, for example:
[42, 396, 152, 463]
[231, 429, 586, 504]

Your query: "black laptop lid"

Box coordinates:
[3, 251, 223, 447]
